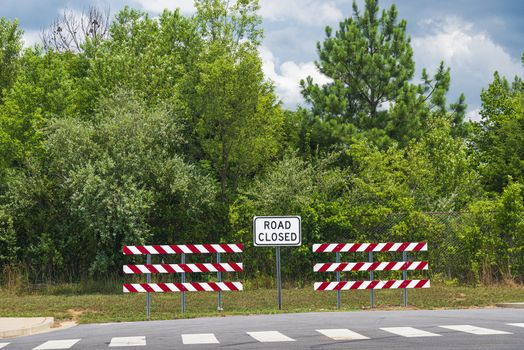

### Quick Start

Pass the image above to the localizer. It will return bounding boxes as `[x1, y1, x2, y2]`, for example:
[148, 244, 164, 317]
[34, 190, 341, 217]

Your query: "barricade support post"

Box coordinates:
[217, 252, 223, 311]
[181, 253, 186, 314]
[336, 251, 340, 310]
[146, 254, 151, 320]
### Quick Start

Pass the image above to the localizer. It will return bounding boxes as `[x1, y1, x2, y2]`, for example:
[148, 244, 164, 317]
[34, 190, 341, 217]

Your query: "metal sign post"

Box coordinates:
[253, 216, 301, 311]
[276, 246, 282, 310]
[146, 254, 151, 320]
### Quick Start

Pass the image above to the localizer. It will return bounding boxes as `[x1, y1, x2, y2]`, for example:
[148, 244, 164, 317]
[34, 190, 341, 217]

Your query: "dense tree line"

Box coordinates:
[0, 0, 522, 285]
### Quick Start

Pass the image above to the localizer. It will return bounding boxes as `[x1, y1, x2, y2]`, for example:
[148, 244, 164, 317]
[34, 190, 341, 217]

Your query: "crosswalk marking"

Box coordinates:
[439, 325, 511, 335]
[7, 321, 521, 348]
[508, 323, 524, 328]
[317, 329, 369, 340]
[247, 331, 295, 342]
[182, 333, 219, 345]
[33, 339, 81, 350]
[381, 327, 441, 338]
[109, 336, 146, 347]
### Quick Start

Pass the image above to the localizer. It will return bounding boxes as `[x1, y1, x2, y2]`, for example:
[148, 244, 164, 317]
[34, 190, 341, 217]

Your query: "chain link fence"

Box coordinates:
[273, 211, 524, 286]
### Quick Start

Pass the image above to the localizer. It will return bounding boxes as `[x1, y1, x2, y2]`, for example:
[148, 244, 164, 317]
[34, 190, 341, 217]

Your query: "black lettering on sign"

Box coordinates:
[254, 217, 301, 246]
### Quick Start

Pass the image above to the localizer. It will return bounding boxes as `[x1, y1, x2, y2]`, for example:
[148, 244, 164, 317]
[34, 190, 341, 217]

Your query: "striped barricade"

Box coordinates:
[123, 244, 243, 255]
[123, 243, 243, 318]
[313, 242, 429, 308]
[123, 282, 243, 293]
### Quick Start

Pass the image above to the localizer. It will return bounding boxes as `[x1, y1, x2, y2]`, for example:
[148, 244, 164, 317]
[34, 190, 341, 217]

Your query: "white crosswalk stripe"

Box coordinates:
[440, 325, 511, 335]
[181, 333, 219, 345]
[317, 329, 369, 340]
[381, 327, 441, 337]
[109, 336, 146, 347]
[247, 331, 295, 342]
[0, 344, 9, 349]
[33, 339, 81, 350]
[507, 323, 524, 328]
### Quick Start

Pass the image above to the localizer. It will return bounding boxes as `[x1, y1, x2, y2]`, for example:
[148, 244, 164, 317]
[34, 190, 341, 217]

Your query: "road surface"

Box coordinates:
[2, 308, 523, 349]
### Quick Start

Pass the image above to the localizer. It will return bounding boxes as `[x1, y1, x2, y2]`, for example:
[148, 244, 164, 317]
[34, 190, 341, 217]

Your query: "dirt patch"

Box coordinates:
[67, 309, 86, 322]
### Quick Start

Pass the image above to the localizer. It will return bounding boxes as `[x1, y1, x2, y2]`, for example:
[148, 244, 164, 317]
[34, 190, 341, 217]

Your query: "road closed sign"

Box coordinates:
[253, 216, 301, 246]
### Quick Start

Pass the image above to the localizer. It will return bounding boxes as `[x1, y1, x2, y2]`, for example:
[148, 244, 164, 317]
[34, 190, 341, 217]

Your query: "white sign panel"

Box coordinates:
[253, 216, 301, 247]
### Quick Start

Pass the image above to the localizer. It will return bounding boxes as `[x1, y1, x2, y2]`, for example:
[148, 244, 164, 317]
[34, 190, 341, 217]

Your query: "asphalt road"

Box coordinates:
[2, 308, 524, 349]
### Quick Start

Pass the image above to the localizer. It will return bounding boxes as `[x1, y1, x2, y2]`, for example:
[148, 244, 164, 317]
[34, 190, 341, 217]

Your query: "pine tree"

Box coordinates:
[301, 0, 466, 150]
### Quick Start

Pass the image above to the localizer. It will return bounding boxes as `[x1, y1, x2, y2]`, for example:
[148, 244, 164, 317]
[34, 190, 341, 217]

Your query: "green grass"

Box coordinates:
[1, 283, 523, 324]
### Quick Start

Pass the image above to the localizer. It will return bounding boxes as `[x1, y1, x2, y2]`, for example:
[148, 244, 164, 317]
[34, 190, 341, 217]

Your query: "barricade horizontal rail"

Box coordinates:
[313, 242, 427, 253]
[314, 279, 430, 291]
[123, 244, 243, 255]
[313, 261, 428, 272]
[124, 262, 243, 274]
[124, 282, 243, 293]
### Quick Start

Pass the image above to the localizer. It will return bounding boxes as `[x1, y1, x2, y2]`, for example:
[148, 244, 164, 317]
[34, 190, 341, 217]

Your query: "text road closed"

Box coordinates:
[253, 216, 301, 246]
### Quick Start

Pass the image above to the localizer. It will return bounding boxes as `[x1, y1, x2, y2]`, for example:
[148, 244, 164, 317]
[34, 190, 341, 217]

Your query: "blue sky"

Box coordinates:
[3, 0, 524, 120]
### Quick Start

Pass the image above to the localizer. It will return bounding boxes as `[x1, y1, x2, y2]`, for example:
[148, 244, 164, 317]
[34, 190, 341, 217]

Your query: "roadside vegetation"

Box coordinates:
[0, 0, 523, 303]
[1, 282, 523, 323]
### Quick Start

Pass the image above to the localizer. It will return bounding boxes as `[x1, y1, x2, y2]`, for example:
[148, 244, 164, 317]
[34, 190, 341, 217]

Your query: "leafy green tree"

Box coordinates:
[475, 71, 523, 192]
[300, 0, 466, 150]
[0, 17, 22, 101]
[458, 182, 524, 283]
[191, 0, 283, 201]
[3, 94, 217, 278]
[84, 7, 200, 109]
[0, 49, 88, 174]
[0, 208, 17, 265]
[230, 153, 347, 279]
[406, 116, 480, 212]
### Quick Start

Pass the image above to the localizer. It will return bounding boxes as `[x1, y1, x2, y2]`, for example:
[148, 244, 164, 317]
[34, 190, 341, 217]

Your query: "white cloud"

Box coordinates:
[260, 46, 331, 107]
[466, 108, 482, 122]
[260, 0, 343, 23]
[22, 29, 41, 48]
[412, 17, 524, 112]
[131, 0, 196, 14]
[130, 0, 343, 23]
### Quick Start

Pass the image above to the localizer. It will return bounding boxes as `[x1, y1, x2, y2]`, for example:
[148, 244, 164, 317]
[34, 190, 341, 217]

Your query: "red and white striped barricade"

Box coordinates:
[313, 242, 429, 308]
[123, 243, 243, 318]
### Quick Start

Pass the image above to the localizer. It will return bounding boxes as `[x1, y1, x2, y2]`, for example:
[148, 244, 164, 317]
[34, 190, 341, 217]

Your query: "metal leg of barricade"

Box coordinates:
[217, 252, 223, 311]
[369, 251, 374, 309]
[181, 253, 186, 314]
[146, 254, 151, 320]
[336, 251, 341, 310]
[403, 251, 408, 307]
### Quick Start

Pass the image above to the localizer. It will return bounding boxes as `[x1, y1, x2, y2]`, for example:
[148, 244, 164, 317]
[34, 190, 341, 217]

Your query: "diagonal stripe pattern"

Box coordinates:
[314, 261, 428, 272]
[312, 242, 427, 253]
[123, 282, 243, 293]
[314, 279, 430, 291]
[123, 262, 243, 274]
[123, 244, 243, 255]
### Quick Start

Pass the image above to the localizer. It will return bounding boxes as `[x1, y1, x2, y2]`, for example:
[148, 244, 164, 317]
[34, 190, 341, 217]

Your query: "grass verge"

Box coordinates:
[1, 283, 523, 324]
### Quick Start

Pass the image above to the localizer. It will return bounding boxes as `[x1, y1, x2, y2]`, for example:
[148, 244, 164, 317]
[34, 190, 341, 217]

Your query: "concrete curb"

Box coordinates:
[496, 302, 524, 309]
[0, 317, 54, 338]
